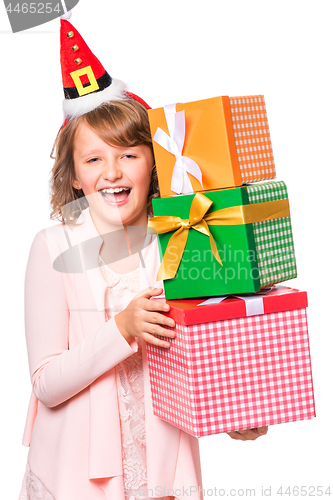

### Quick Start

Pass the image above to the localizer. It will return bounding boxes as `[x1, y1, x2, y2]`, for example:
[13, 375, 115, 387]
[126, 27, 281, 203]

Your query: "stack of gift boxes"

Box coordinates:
[146, 95, 315, 437]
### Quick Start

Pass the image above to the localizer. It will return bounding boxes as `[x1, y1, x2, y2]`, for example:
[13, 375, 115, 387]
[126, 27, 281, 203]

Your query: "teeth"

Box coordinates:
[101, 187, 129, 194]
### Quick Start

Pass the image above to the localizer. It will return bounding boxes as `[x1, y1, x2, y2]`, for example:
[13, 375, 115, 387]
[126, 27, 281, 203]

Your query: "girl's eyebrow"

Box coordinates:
[77, 145, 140, 160]
[78, 149, 102, 159]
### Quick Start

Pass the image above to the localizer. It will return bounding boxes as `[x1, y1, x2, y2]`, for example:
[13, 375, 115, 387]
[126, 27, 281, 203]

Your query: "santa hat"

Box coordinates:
[60, 14, 150, 120]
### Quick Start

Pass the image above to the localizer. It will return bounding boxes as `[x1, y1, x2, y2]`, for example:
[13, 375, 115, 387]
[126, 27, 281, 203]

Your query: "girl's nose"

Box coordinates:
[103, 158, 122, 181]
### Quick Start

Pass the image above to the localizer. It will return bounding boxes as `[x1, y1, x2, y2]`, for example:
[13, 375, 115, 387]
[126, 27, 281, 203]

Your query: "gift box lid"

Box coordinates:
[164, 286, 307, 326]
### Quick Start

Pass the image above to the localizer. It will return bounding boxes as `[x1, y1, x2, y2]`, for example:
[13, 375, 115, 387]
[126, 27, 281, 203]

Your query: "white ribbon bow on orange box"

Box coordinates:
[153, 103, 203, 195]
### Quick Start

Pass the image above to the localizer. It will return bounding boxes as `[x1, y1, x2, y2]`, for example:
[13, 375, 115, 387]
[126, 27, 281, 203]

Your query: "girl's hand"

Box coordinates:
[227, 426, 268, 441]
[115, 287, 176, 348]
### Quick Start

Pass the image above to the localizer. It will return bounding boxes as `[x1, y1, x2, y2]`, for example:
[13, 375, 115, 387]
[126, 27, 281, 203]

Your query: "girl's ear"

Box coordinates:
[72, 179, 82, 190]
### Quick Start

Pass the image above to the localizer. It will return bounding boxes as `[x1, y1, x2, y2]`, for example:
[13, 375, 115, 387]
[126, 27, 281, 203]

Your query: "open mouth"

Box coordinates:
[99, 187, 132, 204]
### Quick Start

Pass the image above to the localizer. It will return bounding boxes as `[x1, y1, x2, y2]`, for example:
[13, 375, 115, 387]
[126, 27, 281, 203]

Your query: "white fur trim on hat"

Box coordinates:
[60, 10, 72, 20]
[63, 79, 128, 119]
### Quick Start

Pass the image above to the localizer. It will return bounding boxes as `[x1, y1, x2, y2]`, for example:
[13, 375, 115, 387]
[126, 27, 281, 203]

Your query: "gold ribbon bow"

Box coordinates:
[148, 192, 290, 281]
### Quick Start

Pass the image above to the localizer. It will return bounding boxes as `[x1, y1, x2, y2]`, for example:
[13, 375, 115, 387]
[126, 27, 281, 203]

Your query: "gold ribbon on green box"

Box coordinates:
[148, 192, 290, 281]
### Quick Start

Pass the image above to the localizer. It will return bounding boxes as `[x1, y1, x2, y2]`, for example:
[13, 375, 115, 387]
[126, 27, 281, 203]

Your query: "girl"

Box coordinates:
[19, 16, 266, 500]
[19, 18, 202, 500]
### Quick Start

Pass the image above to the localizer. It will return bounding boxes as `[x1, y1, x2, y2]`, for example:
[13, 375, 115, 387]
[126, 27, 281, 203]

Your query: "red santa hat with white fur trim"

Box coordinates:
[60, 12, 150, 120]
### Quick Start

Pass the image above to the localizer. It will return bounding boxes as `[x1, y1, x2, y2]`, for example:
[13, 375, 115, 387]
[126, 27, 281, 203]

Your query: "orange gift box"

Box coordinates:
[148, 95, 276, 197]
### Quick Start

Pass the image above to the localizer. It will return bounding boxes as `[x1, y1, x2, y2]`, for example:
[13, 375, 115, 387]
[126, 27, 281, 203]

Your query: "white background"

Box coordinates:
[1, 0, 332, 498]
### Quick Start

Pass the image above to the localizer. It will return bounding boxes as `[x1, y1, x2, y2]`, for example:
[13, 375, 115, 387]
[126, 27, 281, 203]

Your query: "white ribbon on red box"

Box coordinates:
[197, 286, 286, 317]
[153, 103, 203, 194]
[197, 295, 264, 316]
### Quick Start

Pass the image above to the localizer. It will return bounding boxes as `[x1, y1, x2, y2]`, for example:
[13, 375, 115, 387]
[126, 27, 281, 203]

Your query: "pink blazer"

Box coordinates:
[22, 208, 202, 500]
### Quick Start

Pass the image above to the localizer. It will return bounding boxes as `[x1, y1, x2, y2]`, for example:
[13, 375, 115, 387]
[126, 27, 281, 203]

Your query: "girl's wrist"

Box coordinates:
[115, 312, 133, 344]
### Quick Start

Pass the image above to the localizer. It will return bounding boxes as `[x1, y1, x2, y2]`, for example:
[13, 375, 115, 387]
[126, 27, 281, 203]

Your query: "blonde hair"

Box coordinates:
[50, 99, 159, 223]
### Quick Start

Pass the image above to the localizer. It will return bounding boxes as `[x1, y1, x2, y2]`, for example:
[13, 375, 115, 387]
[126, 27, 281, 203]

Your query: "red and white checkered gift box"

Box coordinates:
[146, 286, 316, 437]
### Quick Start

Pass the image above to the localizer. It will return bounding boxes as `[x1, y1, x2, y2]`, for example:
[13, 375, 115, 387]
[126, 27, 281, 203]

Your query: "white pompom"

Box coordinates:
[60, 10, 72, 20]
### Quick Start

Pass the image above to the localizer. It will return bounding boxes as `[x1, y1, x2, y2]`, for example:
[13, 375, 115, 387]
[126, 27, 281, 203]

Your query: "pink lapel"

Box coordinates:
[70, 209, 106, 312]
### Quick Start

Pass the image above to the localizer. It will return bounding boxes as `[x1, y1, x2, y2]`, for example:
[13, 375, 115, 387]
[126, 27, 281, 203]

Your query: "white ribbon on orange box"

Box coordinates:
[153, 103, 203, 194]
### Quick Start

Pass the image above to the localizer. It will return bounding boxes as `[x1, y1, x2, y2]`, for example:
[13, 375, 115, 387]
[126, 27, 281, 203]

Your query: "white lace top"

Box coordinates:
[99, 256, 149, 496]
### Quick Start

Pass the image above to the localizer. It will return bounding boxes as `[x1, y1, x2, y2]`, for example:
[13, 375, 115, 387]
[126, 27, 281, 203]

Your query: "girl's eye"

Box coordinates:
[87, 157, 100, 163]
[122, 154, 136, 159]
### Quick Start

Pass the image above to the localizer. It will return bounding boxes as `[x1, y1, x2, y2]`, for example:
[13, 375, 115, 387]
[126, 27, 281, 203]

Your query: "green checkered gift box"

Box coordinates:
[148, 181, 297, 299]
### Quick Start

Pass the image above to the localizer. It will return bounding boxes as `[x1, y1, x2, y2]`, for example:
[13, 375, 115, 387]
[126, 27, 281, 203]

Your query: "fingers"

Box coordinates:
[134, 289, 176, 343]
[132, 287, 172, 316]
[140, 310, 176, 348]
[142, 307, 175, 328]
[227, 426, 268, 441]
[227, 430, 256, 441]
[135, 286, 164, 300]
[144, 298, 170, 314]
[143, 318, 176, 338]
[257, 426, 268, 435]
[125, 288, 176, 348]
[142, 331, 174, 349]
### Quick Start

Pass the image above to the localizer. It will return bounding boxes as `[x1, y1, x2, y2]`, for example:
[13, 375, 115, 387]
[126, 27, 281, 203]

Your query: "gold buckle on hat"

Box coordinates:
[70, 65, 100, 97]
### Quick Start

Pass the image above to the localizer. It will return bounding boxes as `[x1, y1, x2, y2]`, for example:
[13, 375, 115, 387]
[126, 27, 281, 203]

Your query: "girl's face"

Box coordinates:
[72, 122, 154, 232]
